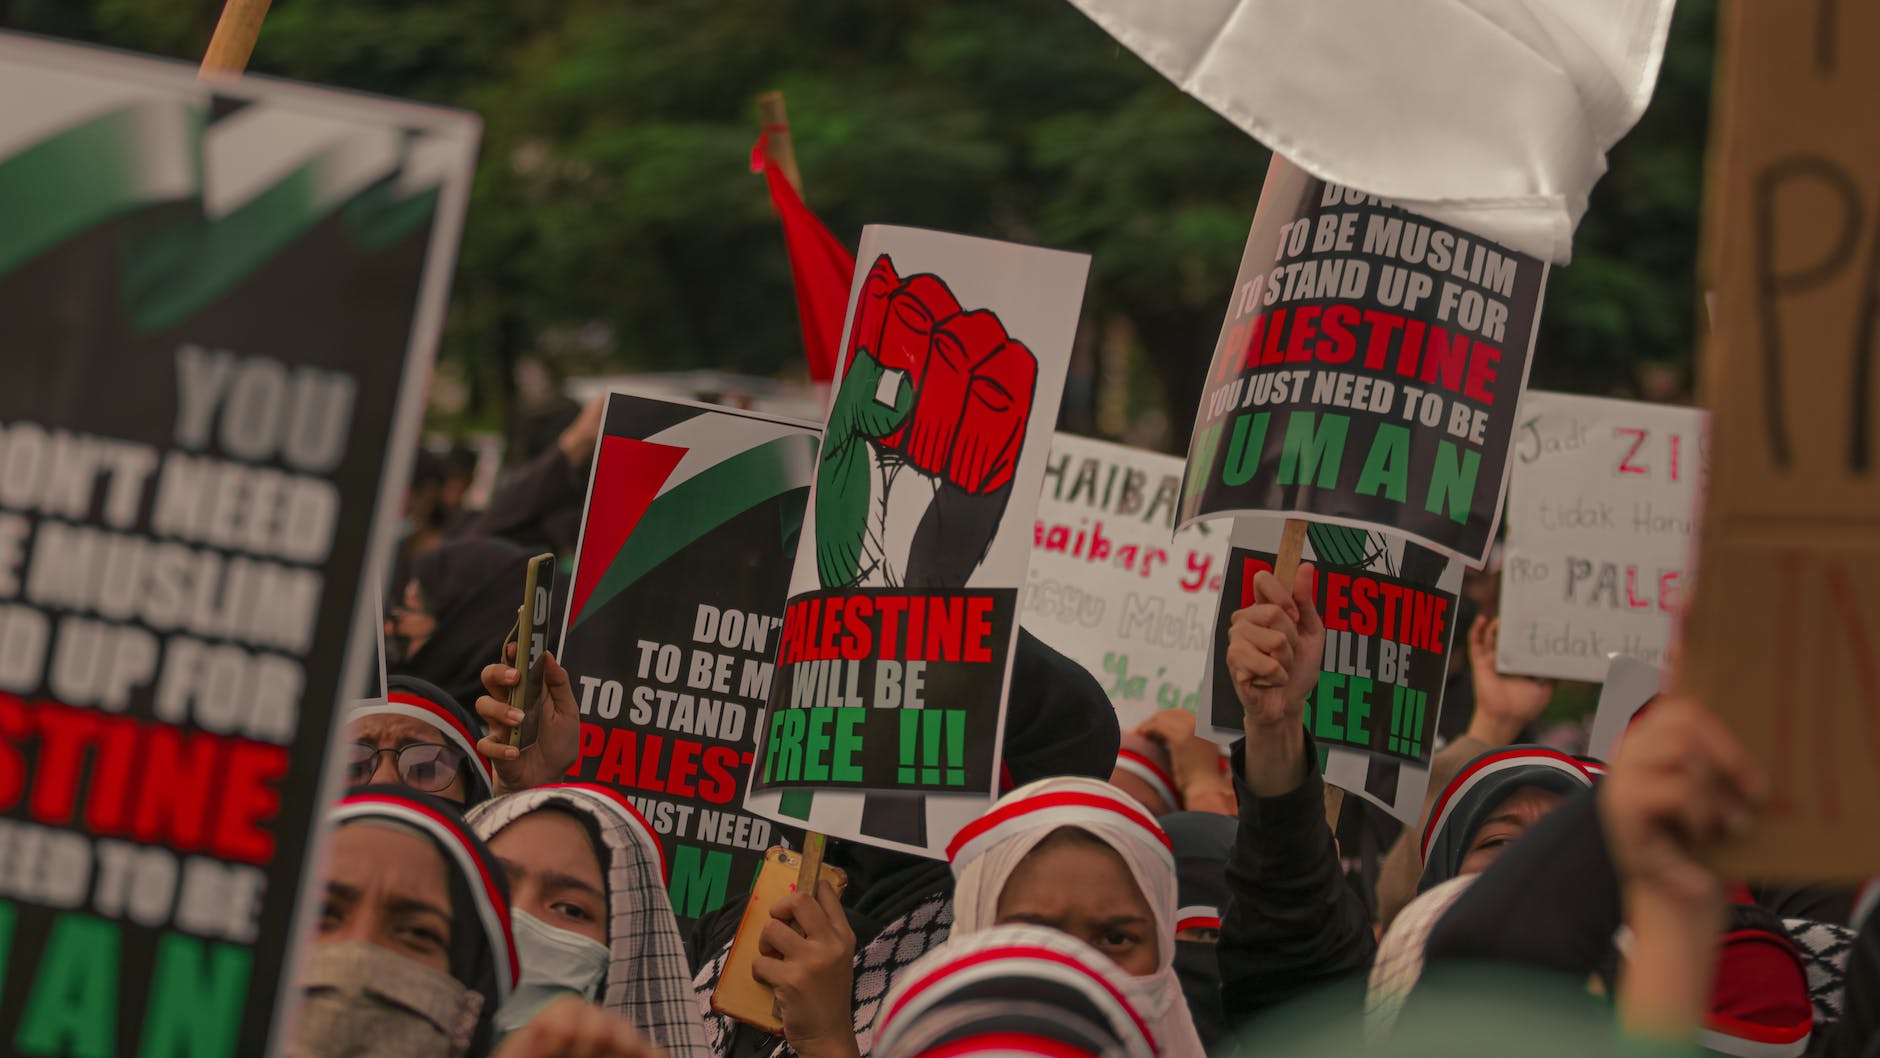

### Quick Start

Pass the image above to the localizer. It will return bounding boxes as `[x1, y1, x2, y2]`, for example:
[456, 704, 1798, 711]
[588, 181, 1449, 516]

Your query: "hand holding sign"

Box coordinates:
[751, 882, 859, 1058]
[476, 646, 581, 795]
[1226, 563, 1324, 796]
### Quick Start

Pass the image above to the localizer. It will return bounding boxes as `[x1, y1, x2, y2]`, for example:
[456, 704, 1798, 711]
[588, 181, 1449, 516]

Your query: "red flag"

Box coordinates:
[753, 133, 855, 382]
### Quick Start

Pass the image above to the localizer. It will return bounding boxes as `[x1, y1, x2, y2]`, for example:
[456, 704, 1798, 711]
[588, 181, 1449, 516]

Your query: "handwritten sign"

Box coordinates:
[1497, 392, 1707, 681]
[1026, 434, 1227, 729]
[1682, 1, 1880, 879]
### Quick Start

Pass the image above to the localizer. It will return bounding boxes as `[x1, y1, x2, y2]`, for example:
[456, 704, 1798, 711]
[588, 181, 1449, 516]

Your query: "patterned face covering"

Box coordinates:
[286, 941, 482, 1058]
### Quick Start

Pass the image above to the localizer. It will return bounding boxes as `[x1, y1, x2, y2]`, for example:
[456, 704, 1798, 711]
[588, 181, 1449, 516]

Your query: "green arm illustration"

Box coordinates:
[816, 346, 913, 587]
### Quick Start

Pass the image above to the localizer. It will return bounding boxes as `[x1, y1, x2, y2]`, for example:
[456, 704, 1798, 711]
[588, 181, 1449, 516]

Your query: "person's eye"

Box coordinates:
[553, 901, 594, 923]
[317, 901, 342, 932]
[1100, 930, 1139, 950]
[399, 922, 447, 952]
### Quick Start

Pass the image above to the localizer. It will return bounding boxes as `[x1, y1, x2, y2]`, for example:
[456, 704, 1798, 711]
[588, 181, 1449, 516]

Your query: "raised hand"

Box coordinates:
[475, 644, 582, 795]
[1465, 616, 1554, 745]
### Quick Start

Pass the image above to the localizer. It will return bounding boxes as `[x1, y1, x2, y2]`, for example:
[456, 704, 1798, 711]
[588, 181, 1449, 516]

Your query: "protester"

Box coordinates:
[686, 630, 1123, 1058]
[1112, 710, 1234, 817]
[871, 925, 1158, 1058]
[468, 783, 708, 1057]
[1160, 811, 1235, 1049]
[347, 676, 495, 805]
[1415, 746, 1597, 892]
[1216, 563, 1376, 1024]
[947, 776, 1207, 1057]
[1375, 615, 1557, 928]
[390, 535, 543, 713]
[470, 394, 605, 557]
[291, 787, 517, 1058]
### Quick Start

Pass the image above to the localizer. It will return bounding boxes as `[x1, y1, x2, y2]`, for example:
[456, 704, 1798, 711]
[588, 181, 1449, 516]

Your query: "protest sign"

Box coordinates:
[1027, 433, 1228, 729]
[746, 226, 1089, 858]
[0, 34, 476, 1057]
[1178, 161, 1548, 566]
[1587, 656, 1662, 763]
[1497, 392, 1707, 681]
[1681, 2, 1880, 878]
[1201, 517, 1461, 822]
[557, 393, 817, 929]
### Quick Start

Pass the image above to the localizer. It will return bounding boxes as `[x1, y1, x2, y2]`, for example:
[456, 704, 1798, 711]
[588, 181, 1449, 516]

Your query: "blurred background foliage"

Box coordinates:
[2, 0, 1715, 450]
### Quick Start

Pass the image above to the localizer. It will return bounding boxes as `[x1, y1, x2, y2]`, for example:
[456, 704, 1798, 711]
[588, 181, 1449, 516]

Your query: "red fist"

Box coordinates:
[844, 256, 1036, 494]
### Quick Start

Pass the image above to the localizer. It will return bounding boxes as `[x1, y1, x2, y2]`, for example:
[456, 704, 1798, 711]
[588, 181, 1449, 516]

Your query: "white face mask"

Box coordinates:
[494, 910, 611, 1036]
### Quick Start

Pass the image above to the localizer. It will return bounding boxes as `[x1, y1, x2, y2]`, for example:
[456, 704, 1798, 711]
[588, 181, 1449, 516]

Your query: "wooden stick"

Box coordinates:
[755, 91, 804, 194]
[794, 830, 828, 895]
[1323, 785, 1345, 832]
[200, 0, 272, 78]
[1272, 517, 1308, 585]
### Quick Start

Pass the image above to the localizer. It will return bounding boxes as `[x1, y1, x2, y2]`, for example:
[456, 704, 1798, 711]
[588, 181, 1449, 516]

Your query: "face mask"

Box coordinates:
[287, 941, 481, 1058]
[494, 910, 610, 1036]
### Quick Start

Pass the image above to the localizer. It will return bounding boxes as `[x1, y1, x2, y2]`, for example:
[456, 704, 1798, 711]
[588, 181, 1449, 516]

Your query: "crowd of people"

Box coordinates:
[291, 399, 1878, 1058]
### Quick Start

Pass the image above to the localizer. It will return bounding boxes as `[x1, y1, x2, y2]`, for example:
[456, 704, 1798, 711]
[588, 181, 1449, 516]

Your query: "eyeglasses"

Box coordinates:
[346, 741, 467, 793]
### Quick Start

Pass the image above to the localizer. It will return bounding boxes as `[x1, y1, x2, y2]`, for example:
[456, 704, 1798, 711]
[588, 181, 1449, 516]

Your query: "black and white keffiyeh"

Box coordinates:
[694, 893, 954, 1058]
[471, 784, 709, 1058]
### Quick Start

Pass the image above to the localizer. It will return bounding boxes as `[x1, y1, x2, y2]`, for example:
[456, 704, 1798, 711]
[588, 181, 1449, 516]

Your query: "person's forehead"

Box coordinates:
[1492, 783, 1564, 816]
[1003, 839, 1149, 914]
[488, 809, 604, 885]
[329, 822, 452, 903]
[349, 712, 448, 747]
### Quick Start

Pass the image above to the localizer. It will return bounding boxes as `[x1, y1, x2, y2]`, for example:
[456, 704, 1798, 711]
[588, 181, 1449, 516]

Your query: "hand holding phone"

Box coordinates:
[506, 553, 556, 749]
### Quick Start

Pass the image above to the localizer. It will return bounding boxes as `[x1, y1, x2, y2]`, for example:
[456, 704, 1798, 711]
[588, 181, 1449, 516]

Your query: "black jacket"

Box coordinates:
[1218, 731, 1378, 1027]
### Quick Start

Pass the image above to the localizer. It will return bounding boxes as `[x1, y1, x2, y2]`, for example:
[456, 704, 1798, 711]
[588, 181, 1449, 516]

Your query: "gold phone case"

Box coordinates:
[710, 846, 849, 1033]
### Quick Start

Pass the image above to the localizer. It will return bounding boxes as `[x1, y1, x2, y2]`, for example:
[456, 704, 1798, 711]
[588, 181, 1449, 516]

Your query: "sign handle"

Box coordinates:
[755, 91, 804, 194]
[795, 830, 828, 894]
[200, 0, 272, 78]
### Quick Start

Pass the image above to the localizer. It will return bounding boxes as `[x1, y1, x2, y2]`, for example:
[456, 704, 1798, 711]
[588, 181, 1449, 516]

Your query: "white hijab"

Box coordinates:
[945, 776, 1207, 1058]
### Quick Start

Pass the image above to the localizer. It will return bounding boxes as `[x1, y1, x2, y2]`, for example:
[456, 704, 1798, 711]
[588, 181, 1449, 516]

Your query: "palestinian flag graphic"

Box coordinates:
[557, 393, 817, 931]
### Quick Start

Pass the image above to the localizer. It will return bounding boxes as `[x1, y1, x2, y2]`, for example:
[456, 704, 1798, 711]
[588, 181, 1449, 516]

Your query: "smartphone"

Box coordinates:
[710, 846, 849, 1032]
[507, 553, 556, 749]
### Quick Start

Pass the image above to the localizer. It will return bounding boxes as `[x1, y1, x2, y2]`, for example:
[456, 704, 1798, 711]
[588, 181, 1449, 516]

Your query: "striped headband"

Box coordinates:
[354, 691, 496, 794]
[1112, 749, 1178, 811]
[881, 942, 1157, 1058]
[1420, 747, 1594, 863]
[947, 789, 1174, 873]
[1175, 905, 1220, 934]
[535, 782, 668, 880]
[911, 1031, 1102, 1058]
[1700, 1008, 1812, 1058]
[333, 792, 519, 997]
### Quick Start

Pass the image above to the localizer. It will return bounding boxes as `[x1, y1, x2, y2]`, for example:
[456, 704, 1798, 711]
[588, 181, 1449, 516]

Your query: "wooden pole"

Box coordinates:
[755, 91, 804, 194]
[200, 0, 272, 78]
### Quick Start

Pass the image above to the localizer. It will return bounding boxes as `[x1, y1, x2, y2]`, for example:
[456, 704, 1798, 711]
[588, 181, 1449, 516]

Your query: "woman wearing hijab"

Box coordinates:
[873, 925, 1159, 1058]
[390, 536, 540, 712]
[292, 786, 518, 1058]
[945, 776, 1207, 1058]
[690, 630, 1122, 1058]
[347, 676, 496, 805]
[1416, 745, 1597, 893]
[1157, 812, 1235, 1049]
[468, 783, 710, 1058]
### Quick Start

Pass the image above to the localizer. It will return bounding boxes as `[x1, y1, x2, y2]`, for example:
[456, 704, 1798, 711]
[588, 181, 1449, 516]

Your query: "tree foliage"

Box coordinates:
[2, 0, 1716, 445]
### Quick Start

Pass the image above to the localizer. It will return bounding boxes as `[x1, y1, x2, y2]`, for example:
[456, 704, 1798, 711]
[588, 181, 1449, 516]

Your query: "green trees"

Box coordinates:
[2, 0, 1715, 444]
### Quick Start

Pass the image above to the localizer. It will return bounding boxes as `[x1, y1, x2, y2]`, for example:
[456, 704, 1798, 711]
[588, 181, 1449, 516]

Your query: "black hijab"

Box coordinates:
[393, 537, 540, 713]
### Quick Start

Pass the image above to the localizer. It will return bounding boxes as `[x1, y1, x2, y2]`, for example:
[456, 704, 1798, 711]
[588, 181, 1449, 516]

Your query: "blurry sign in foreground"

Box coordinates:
[1683, 3, 1880, 879]
[0, 35, 477, 1055]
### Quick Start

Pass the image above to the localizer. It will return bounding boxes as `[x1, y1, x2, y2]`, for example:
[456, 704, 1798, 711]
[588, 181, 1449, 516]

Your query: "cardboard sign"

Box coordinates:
[1497, 392, 1707, 681]
[1201, 517, 1461, 823]
[1178, 163, 1548, 565]
[1587, 656, 1662, 763]
[1681, 3, 1880, 879]
[0, 35, 475, 1056]
[746, 226, 1089, 858]
[1027, 433, 1228, 729]
[556, 394, 817, 929]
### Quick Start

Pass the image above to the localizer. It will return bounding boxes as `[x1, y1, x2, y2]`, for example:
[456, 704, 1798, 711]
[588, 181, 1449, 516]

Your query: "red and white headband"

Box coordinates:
[947, 784, 1174, 875]
[353, 691, 496, 791]
[1420, 748, 1593, 862]
[334, 792, 519, 996]
[1112, 749, 1178, 810]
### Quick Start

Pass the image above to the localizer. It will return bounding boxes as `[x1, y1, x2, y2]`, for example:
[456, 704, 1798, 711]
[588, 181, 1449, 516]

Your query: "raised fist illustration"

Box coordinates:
[816, 254, 1038, 588]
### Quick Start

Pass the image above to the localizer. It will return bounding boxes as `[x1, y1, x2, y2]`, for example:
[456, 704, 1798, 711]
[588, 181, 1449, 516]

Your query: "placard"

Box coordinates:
[1497, 392, 1707, 681]
[1178, 162, 1547, 565]
[1200, 517, 1461, 823]
[557, 393, 816, 930]
[1681, 2, 1880, 879]
[1587, 656, 1662, 763]
[1027, 433, 1227, 729]
[0, 35, 476, 1056]
[746, 226, 1089, 858]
